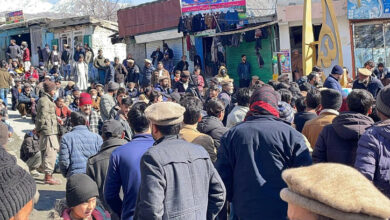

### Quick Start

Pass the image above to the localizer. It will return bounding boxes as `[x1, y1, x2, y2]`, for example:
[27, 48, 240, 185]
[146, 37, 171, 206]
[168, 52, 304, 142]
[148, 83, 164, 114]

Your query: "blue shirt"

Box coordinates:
[104, 134, 154, 220]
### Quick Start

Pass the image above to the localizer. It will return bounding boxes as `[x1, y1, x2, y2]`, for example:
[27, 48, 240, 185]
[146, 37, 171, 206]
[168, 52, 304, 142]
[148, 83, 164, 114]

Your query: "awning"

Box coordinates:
[135, 29, 183, 44]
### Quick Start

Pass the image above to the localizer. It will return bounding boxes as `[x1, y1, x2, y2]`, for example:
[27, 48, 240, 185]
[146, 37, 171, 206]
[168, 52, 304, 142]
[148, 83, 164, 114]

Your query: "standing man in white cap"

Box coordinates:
[134, 102, 226, 219]
[140, 59, 155, 89]
[352, 67, 383, 98]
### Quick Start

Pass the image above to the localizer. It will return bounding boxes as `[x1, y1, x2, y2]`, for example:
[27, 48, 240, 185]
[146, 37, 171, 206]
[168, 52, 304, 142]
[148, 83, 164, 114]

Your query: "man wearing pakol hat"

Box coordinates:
[79, 92, 102, 134]
[155, 75, 173, 99]
[59, 111, 102, 178]
[87, 119, 126, 215]
[134, 102, 226, 219]
[36, 81, 61, 185]
[323, 65, 343, 94]
[139, 59, 155, 88]
[0, 147, 37, 220]
[352, 67, 383, 98]
[280, 163, 390, 220]
[355, 85, 390, 198]
[100, 82, 119, 121]
[215, 85, 312, 219]
[125, 59, 140, 84]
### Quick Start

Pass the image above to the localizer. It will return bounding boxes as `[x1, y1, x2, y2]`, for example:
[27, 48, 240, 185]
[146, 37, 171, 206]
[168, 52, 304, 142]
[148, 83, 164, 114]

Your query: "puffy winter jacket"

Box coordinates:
[313, 112, 374, 166]
[355, 119, 390, 198]
[198, 115, 228, 149]
[59, 125, 102, 177]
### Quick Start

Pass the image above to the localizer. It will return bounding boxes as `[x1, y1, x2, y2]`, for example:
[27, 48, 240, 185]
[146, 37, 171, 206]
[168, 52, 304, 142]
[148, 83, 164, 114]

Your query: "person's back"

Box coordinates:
[313, 89, 375, 166]
[302, 89, 342, 148]
[294, 91, 320, 132]
[59, 112, 102, 177]
[216, 86, 312, 219]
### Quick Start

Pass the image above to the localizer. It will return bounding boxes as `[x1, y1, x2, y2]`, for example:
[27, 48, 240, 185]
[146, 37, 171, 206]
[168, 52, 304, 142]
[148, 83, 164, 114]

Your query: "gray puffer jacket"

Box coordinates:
[198, 115, 228, 150]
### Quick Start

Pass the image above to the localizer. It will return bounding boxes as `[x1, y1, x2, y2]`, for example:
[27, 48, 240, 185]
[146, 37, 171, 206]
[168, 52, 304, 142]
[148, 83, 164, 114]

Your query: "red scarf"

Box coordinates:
[245, 100, 279, 121]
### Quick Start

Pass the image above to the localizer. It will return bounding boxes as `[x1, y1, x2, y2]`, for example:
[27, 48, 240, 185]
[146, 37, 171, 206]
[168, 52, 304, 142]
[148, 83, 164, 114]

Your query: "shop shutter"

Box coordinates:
[226, 36, 273, 83]
[83, 35, 92, 47]
[51, 39, 59, 47]
[164, 38, 183, 65]
[146, 40, 163, 62]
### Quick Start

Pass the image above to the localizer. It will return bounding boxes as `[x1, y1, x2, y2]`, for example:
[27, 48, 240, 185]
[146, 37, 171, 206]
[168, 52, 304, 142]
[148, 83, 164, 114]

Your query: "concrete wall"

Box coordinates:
[92, 26, 126, 62]
[124, 37, 146, 66]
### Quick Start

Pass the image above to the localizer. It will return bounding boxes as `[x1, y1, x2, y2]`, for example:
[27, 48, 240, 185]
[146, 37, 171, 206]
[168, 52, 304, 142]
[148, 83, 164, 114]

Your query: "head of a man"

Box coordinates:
[181, 55, 187, 62]
[375, 85, 390, 121]
[79, 93, 92, 115]
[24, 84, 31, 94]
[347, 89, 374, 116]
[43, 81, 57, 97]
[378, 63, 385, 72]
[104, 59, 110, 67]
[206, 98, 225, 121]
[364, 60, 375, 71]
[102, 119, 124, 141]
[237, 88, 252, 107]
[120, 97, 133, 118]
[241, 54, 247, 63]
[330, 65, 343, 80]
[305, 89, 321, 111]
[107, 82, 119, 95]
[72, 89, 81, 99]
[53, 45, 57, 51]
[116, 88, 127, 104]
[78, 54, 84, 63]
[149, 90, 163, 104]
[145, 102, 185, 140]
[357, 68, 372, 83]
[98, 49, 103, 56]
[114, 57, 120, 65]
[90, 89, 98, 99]
[180, 96, 203, 125]
[128, 102, 150, 134]
[56, 97, 65, 108]
[55, 80, 61, 89]
[320, 89, 342, 111]
[70, 111, 87, 127]
[307, 72, 319, 86]
[222, 80, 234, 94]
[209, 85, 220, 99]
[180, 71, 190, 83]
[157, 62, 163, 70]
[160, 77, 169, 88]
[144, 59, 152, 67]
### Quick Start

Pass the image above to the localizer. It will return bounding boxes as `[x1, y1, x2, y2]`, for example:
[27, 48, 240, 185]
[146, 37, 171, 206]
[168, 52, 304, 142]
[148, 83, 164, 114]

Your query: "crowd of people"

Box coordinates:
[1, 38, 390, 220]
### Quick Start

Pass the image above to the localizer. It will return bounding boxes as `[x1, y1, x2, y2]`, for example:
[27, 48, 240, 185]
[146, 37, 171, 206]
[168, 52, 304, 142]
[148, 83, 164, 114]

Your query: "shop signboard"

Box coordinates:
[348, 0, 390, 19]
[280, 49, 291, 73]
[5, 10, 24, 24]
[181, 0, 246, 15]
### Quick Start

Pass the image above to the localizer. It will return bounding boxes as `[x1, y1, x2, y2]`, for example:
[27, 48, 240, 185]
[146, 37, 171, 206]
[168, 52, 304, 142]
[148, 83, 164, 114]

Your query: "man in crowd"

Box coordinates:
[364, 60, 375, 71]
[42, 44, 51, 69]
[114, 97, 133, 141]
[11, 78, 21, 111]
[175, 55, 189, 72]
[61, 44, 72, 80]
[94, 49, 106, 85]
[104, 58, 115, 85]
[373, 62, 388, 79]
[302, 89, 342, 148]
[294, 89, 321, 133]
[237, 54, 251, 88]
[0, 62, 12, 108]
[21, 41, 31, 71]
[20, 129, 41, 177]
[352, 67, 383, 98]
[140, 59, 154, 88]
[151, 46, 163, 66]
[323, 65, 343, 94]
[73, 44, 85, 63]
[125, 59, 140, 84]
[218, 79, 234, 125]
[216, 85, 312, 219]
[105, 102, 155, 220]
[313, 89, 374, 166]
[36, 81, 61, 185]
[59, 111, 102, 177]
[152, 62, 171, 87]
[18, 83, 38, 119]
[176, 71, 192, 93]
[55, 97, 72, 128]
[7, 39, 21, 63]
[179, 96, 216, 162]
[163, 43, 174, 59]
[355, 85, 390, 198]
[114, 57, 128, 88]
[161, 52, 174, 74]
[134, 102, 225, 219]
[87, 119, 126, 216]
[65, 87, 80, 106]
[155, 76, 172, 97]
[226, 88, 251, 128]
[307, 71, 320, 88]
[79, 92, 102, 134]
[100, 82, 119, 121]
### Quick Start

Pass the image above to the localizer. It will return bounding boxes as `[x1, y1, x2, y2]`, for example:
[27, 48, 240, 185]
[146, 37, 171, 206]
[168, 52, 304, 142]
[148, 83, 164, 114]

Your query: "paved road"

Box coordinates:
[6, 96, 66, 219]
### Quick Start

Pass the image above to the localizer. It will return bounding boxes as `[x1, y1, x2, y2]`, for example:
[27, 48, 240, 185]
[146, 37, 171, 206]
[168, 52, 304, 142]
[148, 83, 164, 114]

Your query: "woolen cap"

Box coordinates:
[107, 82, 119, 91]
[102, 119, 124, 137]
[79, 93, 92, 106]
[331, 65, 344, 75]
[66, 174, 99, 207]
[145, 102, 186, 126]
[376, 85, 390, 117]
[43, 81, 56, 93]
[278, 101, 294, 124]
[0, 147, 36, 220]
[280, 163, 390, 220]
[358, 68, 372, 76]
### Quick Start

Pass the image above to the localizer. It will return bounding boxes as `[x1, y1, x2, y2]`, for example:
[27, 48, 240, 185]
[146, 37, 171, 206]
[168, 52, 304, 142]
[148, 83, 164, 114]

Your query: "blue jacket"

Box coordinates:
[59, 125, 102, 177]
[237, 62, 251, 80]
[139, 66, 155, 87]
[73, 49, 85, 62]
[104, 64, 115, 84]
[18, 90, 38, 104]
[355, 119, 390, 198]
[352, 77, 384, 98]
[216, 115, 312, 219]
[104, 134, 155, 220]
[323, 75, 343, 94]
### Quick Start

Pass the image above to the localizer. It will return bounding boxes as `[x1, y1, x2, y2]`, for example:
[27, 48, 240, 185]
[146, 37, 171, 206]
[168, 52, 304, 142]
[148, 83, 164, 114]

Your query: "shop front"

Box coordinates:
[349, 0, 390, 75]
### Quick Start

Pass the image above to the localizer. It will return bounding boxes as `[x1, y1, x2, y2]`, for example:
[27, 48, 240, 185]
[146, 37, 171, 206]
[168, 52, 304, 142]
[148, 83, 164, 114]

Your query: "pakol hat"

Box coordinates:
[145, 102, 186, 126]
[280, 163, 390, 220]
[144, 59, 152, 64]
[358, 68, 372, 76]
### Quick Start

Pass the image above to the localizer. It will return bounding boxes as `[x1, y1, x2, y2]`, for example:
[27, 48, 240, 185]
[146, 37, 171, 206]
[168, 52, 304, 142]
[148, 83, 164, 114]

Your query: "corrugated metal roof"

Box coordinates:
[117, 0, 181, 37]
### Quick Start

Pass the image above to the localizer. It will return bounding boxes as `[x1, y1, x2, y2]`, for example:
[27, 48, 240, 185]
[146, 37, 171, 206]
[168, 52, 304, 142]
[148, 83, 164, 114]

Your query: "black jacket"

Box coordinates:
[20, 131, 40, 162]
[174, 61, 189, 72]
[150, 50, 163, 65]
[198, 116, 228, 149]
[87, 138, 127, 211]
[313, 112, 374, 166]
[114, 63, 128, 84]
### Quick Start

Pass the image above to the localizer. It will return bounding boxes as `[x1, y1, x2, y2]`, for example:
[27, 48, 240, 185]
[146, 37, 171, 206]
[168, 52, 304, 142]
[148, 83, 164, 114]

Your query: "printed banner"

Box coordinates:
[280, 49, 291, 73]
[181, 0, 246, 15]
[5, 10, 24, 24]
[348, 0, 390, 19]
